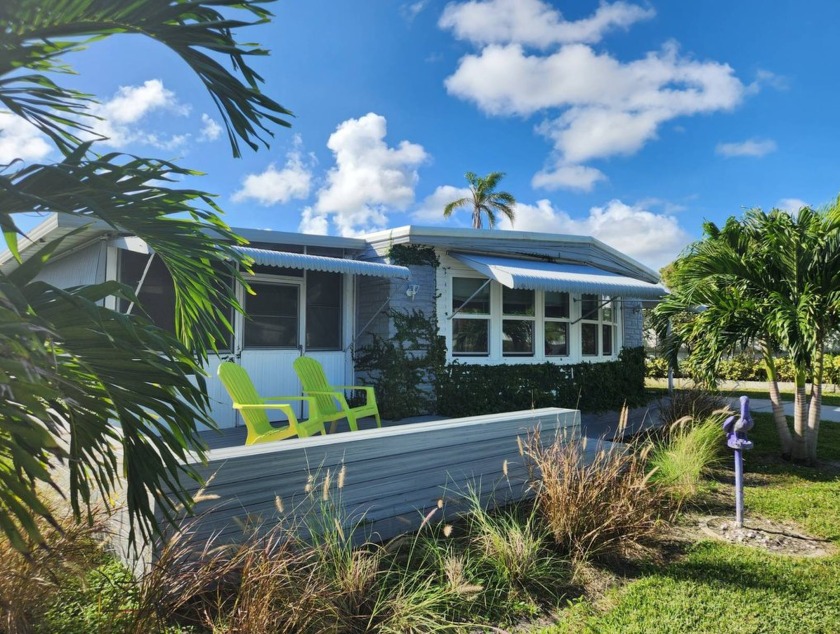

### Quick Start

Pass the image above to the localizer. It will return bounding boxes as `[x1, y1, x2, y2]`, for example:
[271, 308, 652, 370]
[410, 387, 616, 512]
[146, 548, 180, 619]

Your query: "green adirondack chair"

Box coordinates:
[293, 356, 381, 432]
[217, 362, 326, 445]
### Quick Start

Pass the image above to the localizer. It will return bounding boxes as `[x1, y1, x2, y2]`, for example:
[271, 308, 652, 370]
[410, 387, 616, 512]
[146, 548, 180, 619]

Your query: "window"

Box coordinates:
[580, 293, 600, 356]
[306, 271, 342, 350]
[502, 287, 534, 355]
[452, 277, 490, 355]
[601, 302, 617, 356]
[244, 283, 299, 348]
[544, 291, 570, 356]
[119, 251, 175, 332]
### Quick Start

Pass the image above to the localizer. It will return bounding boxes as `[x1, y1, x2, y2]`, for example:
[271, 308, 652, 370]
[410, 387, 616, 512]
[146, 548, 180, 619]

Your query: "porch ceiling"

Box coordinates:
[451, 252, 667, 299]
[235, 246, 410, 279]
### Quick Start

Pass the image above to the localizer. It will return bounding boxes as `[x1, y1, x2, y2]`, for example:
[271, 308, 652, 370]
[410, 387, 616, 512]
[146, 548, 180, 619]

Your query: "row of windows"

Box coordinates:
[450, 278, 617, 358]
[118, 251, 343, 351]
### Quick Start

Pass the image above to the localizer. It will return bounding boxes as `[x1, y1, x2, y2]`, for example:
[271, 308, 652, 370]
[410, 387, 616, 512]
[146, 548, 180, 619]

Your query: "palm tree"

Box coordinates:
[0, 0, 291, 550]
[443, 171, 516, 229]
[654, 205, 840, 464]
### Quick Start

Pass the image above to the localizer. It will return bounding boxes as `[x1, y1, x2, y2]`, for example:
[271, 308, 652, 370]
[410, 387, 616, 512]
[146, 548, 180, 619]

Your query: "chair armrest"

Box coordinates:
[332, 385, 377, 407]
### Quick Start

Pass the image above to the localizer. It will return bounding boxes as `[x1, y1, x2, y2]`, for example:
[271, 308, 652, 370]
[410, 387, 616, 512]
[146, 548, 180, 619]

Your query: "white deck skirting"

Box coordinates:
[116, 408, 583, 568]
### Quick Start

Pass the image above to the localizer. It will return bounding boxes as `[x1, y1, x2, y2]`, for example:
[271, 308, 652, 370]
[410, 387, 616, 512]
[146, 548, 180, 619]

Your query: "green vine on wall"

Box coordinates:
[387, 244, 440, 267]
[353, 308, 446, 420]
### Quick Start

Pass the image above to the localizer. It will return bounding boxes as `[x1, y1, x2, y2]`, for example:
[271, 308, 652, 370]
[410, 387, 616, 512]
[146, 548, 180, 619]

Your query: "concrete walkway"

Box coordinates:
[728, 397, 840, 423]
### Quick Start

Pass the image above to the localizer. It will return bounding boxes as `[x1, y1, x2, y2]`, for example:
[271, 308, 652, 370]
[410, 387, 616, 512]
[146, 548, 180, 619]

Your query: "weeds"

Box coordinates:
[526, 430, 666, 562]
[648, 416, 725, 505]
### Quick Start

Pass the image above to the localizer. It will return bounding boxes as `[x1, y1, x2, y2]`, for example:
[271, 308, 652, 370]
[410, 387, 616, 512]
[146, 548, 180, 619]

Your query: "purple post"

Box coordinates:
[723, 395, 754, 528]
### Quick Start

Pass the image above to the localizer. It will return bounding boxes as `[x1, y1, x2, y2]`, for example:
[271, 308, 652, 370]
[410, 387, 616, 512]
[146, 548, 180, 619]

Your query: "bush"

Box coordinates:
[646, 356, 671, 378]
[648, 416, 725, 505]
[436, 347, 647, 416]
[525, 430, 666, 562]
[658, 388, 729, 428]
[0, 501, 110, 633]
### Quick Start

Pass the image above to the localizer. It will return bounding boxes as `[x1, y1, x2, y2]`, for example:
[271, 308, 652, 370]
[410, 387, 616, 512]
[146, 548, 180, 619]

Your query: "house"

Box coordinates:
[3, 213, 666, 563]
[2, 214, 666, 427]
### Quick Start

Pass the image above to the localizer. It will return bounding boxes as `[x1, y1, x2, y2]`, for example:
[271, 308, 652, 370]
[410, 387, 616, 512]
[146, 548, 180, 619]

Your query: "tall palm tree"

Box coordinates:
[655, 205, 840, 464]
[443, 171, 516, 229]
[0, 0, 291, 550]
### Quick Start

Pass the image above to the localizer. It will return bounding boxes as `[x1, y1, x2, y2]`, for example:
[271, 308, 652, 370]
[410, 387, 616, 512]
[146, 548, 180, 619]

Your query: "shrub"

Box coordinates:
[525, 430, 666, 562]
[645, 356, 671, 378]
[437, 347, 647, 416]
[648, 416, 725, 504]
[0, 501, 110, 633]
[658, 388, 729, 428]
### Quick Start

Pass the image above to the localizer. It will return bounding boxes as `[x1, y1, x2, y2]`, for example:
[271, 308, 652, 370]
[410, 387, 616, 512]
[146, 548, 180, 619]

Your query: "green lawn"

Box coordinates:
[542, 415, 840, 634]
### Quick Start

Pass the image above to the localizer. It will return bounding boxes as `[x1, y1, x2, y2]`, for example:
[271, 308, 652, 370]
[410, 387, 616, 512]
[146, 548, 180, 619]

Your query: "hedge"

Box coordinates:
[646, 353, 840, 384]
[436, 347, 647, 416]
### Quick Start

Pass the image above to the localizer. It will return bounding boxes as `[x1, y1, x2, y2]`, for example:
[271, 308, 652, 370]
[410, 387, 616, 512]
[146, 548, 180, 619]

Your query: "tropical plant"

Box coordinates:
[443, 171, 516, 229]
[0, 0, 291, 551]
[654, 205, 840, 463]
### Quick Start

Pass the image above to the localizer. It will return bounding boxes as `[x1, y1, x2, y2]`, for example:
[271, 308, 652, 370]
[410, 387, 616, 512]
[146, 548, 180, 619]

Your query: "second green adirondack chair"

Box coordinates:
[218, 362, 326, 445]
[293, 356, 381, 432]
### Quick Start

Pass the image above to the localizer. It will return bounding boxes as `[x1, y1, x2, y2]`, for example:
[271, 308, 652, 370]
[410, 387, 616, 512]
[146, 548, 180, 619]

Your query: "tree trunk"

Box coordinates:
[806, 347, 823, 465]
[762, 345, 792, 459]
[791, 367, 809, 462]
[472, 204, 481, 229]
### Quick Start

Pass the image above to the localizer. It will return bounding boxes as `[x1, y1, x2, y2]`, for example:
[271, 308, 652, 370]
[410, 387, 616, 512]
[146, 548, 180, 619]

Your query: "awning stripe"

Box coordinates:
[451, 253, 667, 299]
[235, 246, 410, 279]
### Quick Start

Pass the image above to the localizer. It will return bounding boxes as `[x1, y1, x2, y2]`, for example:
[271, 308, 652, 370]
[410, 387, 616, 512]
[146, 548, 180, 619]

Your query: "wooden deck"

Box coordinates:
[116, 407, 590, 567]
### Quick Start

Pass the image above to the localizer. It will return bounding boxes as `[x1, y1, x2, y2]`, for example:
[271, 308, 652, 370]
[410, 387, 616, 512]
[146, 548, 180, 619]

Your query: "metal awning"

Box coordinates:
[235, 246, 410, 279]
[451, 253, 667, 299]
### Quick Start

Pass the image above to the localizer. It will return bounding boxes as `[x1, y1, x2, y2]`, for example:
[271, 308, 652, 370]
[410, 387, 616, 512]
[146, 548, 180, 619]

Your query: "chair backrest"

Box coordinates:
[217, 362, 274, 437]
[293, 356, 339, 416]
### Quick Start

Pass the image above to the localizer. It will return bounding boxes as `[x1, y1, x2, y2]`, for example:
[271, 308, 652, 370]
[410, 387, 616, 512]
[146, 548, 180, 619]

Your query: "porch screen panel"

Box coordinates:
[306, 270, 342, 350]
[244, 283, 299, 348]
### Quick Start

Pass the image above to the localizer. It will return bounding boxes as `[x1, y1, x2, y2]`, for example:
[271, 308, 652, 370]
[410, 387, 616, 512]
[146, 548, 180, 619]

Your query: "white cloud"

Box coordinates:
[412, 185, 473, 222]
[313, 113, 427, 236]
[199, 113, 222, 141]
[401, 1, 429, 21]
[441, 1, 747, 191]
[0, 112, 52, 164]
[715, 138, 777, 157]
[776, 198, 809, 214]
[233, 137, 313, 205]
[439, 0, 654, 48]
[299, 206, 329, 235]
[531, 162, 606, 192]
[90, 79, 191, 149]
[500, 198, 691, 269]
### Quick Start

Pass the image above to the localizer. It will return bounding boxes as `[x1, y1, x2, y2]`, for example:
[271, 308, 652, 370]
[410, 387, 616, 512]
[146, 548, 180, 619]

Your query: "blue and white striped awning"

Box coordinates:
[451, 253, 667, 299]
[235, 246, 410, 279]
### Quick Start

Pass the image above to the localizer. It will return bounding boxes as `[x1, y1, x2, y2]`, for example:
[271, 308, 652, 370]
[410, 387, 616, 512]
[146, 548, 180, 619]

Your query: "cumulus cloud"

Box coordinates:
[531, 162, 606, 192]
[412, 185, 473, 222]
[439, 0, 654, 48]
[0, 112, 52, 164]
[776, 198, 809, 214]
[500, 198, 691, 270]
[299, 206, 330, 235]
[440, 0, 748, 190]
[307, 113, 427, 236]
[715, 138, 777, 157]
[199, 113, 222, 141]
[90, 79, 191, 149]
[233, 137, 313, 205]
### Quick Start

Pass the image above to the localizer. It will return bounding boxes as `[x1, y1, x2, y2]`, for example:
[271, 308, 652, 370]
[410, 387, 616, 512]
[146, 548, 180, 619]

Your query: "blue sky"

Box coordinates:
[6, 0, 840, 270]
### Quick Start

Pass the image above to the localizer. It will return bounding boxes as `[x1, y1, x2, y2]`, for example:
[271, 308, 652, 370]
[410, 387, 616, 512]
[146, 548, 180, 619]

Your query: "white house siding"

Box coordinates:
[34, 241, 107, 287]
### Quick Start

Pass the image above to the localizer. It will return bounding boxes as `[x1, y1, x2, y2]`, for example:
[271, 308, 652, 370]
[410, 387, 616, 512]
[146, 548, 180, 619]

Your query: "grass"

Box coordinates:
[542, 414, 840, 634]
